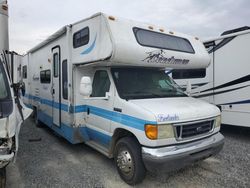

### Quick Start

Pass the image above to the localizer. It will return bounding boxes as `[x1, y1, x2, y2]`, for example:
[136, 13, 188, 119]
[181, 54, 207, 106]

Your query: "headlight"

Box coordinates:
[145, 124, 174, 140]
[215, 115, 221, 128]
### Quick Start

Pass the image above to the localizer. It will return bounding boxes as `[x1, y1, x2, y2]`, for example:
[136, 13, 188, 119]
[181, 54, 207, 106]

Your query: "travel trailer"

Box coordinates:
[174, 27, 250, 127]
[23, 13, 224, 185]
[0, 1, 32, 187]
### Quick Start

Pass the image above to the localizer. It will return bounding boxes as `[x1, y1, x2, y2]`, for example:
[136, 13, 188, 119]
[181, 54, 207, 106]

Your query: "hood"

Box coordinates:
[130, 97, 220, 123]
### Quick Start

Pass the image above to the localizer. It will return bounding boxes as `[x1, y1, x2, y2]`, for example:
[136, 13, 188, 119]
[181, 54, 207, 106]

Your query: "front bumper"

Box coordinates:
[142, 132, 224, 172]
[0, 152, 14, 168]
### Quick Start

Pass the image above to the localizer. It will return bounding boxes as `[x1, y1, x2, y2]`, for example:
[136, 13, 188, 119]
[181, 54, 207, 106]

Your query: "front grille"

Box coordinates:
[175, 120, 214, 139]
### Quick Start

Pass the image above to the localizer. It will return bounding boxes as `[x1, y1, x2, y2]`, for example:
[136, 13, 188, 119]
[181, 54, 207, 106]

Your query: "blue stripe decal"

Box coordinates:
[219, 99, 250, 105]
[86, 128, 111, 147]
[24, 94, 68, 112]
[38, 111, 111, 146]
[74, 105, 87, 113]
[25, 94, 157, 131]
[80, 34, 97, 55]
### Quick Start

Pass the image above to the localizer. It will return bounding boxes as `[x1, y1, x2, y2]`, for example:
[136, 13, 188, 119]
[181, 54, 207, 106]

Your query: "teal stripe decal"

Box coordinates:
[25, 94, 157, 131]
[38, 111, 111, 146]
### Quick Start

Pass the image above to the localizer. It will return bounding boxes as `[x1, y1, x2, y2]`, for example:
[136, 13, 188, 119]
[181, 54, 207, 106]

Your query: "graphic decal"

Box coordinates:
[197, 74, 250, 94]
[157, 114, 180, 122]
[219, 99, 250, 105]
[195, 85, 250, 98]
[143, 49, 190, 65]
[81, 34, 97, 55]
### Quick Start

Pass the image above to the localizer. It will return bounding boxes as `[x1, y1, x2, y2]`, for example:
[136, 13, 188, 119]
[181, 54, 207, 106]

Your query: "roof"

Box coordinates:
[27, 12, 104, 54]
[28, 26, 67, 53]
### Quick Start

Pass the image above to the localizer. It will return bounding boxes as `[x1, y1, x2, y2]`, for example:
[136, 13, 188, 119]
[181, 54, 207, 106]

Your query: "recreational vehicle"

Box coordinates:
[23, 13, 224, 184]
[0, 1, 32, 186]
[174, 27, 250, 127]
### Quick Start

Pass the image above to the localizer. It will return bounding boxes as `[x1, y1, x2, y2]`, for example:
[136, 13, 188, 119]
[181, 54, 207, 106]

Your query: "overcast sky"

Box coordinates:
[8, 0, 250, 54]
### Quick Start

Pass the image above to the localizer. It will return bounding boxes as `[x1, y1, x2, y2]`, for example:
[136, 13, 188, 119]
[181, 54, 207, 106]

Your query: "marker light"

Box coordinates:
[108, 16, 115, 21]
[148, 26, 154, 30]
[2, 5, 8, 11]
[169, 31, 174, 34]
[195, 37, 199, 40]
[159, 28, 164, 32]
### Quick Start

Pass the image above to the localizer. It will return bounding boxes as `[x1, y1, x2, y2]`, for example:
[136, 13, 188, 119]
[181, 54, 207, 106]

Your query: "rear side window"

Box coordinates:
[62, 60, 68, 100]
[40, 70, 51, 83]
[23, 65, 27, 79]
[73, 27, 89, 48]
[53, 53, 59, 77]
[172, 69, 206, 79]
[133, 27, 195, 54]
[91, 70, 110, 97]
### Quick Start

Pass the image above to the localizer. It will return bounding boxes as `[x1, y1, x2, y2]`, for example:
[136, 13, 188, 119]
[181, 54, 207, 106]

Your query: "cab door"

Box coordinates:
[51, 46, 61, 127]
[84, 70, 114, 146]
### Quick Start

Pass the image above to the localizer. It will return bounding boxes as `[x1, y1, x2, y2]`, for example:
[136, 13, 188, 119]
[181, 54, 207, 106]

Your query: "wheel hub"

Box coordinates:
[117, 149, 133, 174]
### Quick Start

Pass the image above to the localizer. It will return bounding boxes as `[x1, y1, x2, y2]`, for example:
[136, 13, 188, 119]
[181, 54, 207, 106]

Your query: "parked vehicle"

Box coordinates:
[23, 13, 224, 185]
[0, 1, 32, 187]
[174, 26, 250, 127]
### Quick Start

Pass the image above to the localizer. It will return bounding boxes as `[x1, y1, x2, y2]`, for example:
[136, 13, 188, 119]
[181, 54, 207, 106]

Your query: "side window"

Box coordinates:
[22, 65, 27, 79]
[40, 70, 51, 84]
[91, 70, 110, 97]
[73, 27, 89, 48]
[133, 27, 195, 54]
[53, 53, 59, 77]
[172, 69, 206, 79]
[62, 60, 68, 100]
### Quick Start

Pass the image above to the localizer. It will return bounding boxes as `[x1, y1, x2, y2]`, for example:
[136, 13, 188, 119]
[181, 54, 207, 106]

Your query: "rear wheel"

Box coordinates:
[0, 167, 6, 188]
[114, 137, 146, 185]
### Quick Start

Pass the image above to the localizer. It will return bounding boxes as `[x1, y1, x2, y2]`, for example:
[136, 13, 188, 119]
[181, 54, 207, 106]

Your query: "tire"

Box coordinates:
[0, 167, 6, 188]
[114, 137, 146, 185]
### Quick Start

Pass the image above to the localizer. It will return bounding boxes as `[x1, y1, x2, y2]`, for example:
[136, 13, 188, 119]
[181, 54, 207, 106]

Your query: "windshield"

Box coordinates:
[111, 68, 187, 100]
[0, 61, 11, 101]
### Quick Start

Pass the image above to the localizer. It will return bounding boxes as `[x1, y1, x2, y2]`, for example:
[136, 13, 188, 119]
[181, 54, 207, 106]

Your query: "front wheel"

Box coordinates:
[114, 137, 146, 185]
[0, 167, 6, 188]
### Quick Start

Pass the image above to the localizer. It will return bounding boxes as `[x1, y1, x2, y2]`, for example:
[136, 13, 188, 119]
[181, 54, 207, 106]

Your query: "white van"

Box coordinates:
[23, 13, 224, 185]
[174, 26, 250, 127]
[0, 1, 32, 186]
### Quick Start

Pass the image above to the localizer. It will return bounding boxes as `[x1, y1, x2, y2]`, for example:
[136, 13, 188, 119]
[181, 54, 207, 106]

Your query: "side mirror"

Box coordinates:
[80, 76, 92, 98]
[185, 80, 192, 96]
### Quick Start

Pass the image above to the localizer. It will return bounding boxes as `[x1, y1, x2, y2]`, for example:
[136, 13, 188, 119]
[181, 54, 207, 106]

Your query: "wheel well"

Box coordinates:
[109, 128, 139, 157]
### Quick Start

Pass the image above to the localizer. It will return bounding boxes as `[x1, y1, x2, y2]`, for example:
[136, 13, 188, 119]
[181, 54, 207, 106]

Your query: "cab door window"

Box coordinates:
[91, 70, 110, 97]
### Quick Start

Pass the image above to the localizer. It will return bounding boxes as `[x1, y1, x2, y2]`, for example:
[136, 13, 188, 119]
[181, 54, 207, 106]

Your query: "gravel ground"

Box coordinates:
[6, 118, 250, 188]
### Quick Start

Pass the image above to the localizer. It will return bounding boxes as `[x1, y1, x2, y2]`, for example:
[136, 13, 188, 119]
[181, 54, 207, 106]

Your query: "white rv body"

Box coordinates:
[174, 27, 250, 127]
[24, 13, 224, 184]
[0, 1, 32, 183]
[0, 0, 8, 53]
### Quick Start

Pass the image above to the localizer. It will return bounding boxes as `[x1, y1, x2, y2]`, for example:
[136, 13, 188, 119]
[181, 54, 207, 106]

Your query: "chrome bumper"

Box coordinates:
[0, 152, 14, 168]
[142, 132, 224, 172]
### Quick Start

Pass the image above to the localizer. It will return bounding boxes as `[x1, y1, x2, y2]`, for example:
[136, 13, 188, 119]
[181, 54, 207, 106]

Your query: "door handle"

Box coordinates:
[87, 108, 90, 115]
[114, 108, 122, 112]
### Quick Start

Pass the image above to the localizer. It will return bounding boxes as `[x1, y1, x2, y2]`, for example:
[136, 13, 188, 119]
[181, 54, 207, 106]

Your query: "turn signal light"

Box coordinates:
[145, 124, 157, 140]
